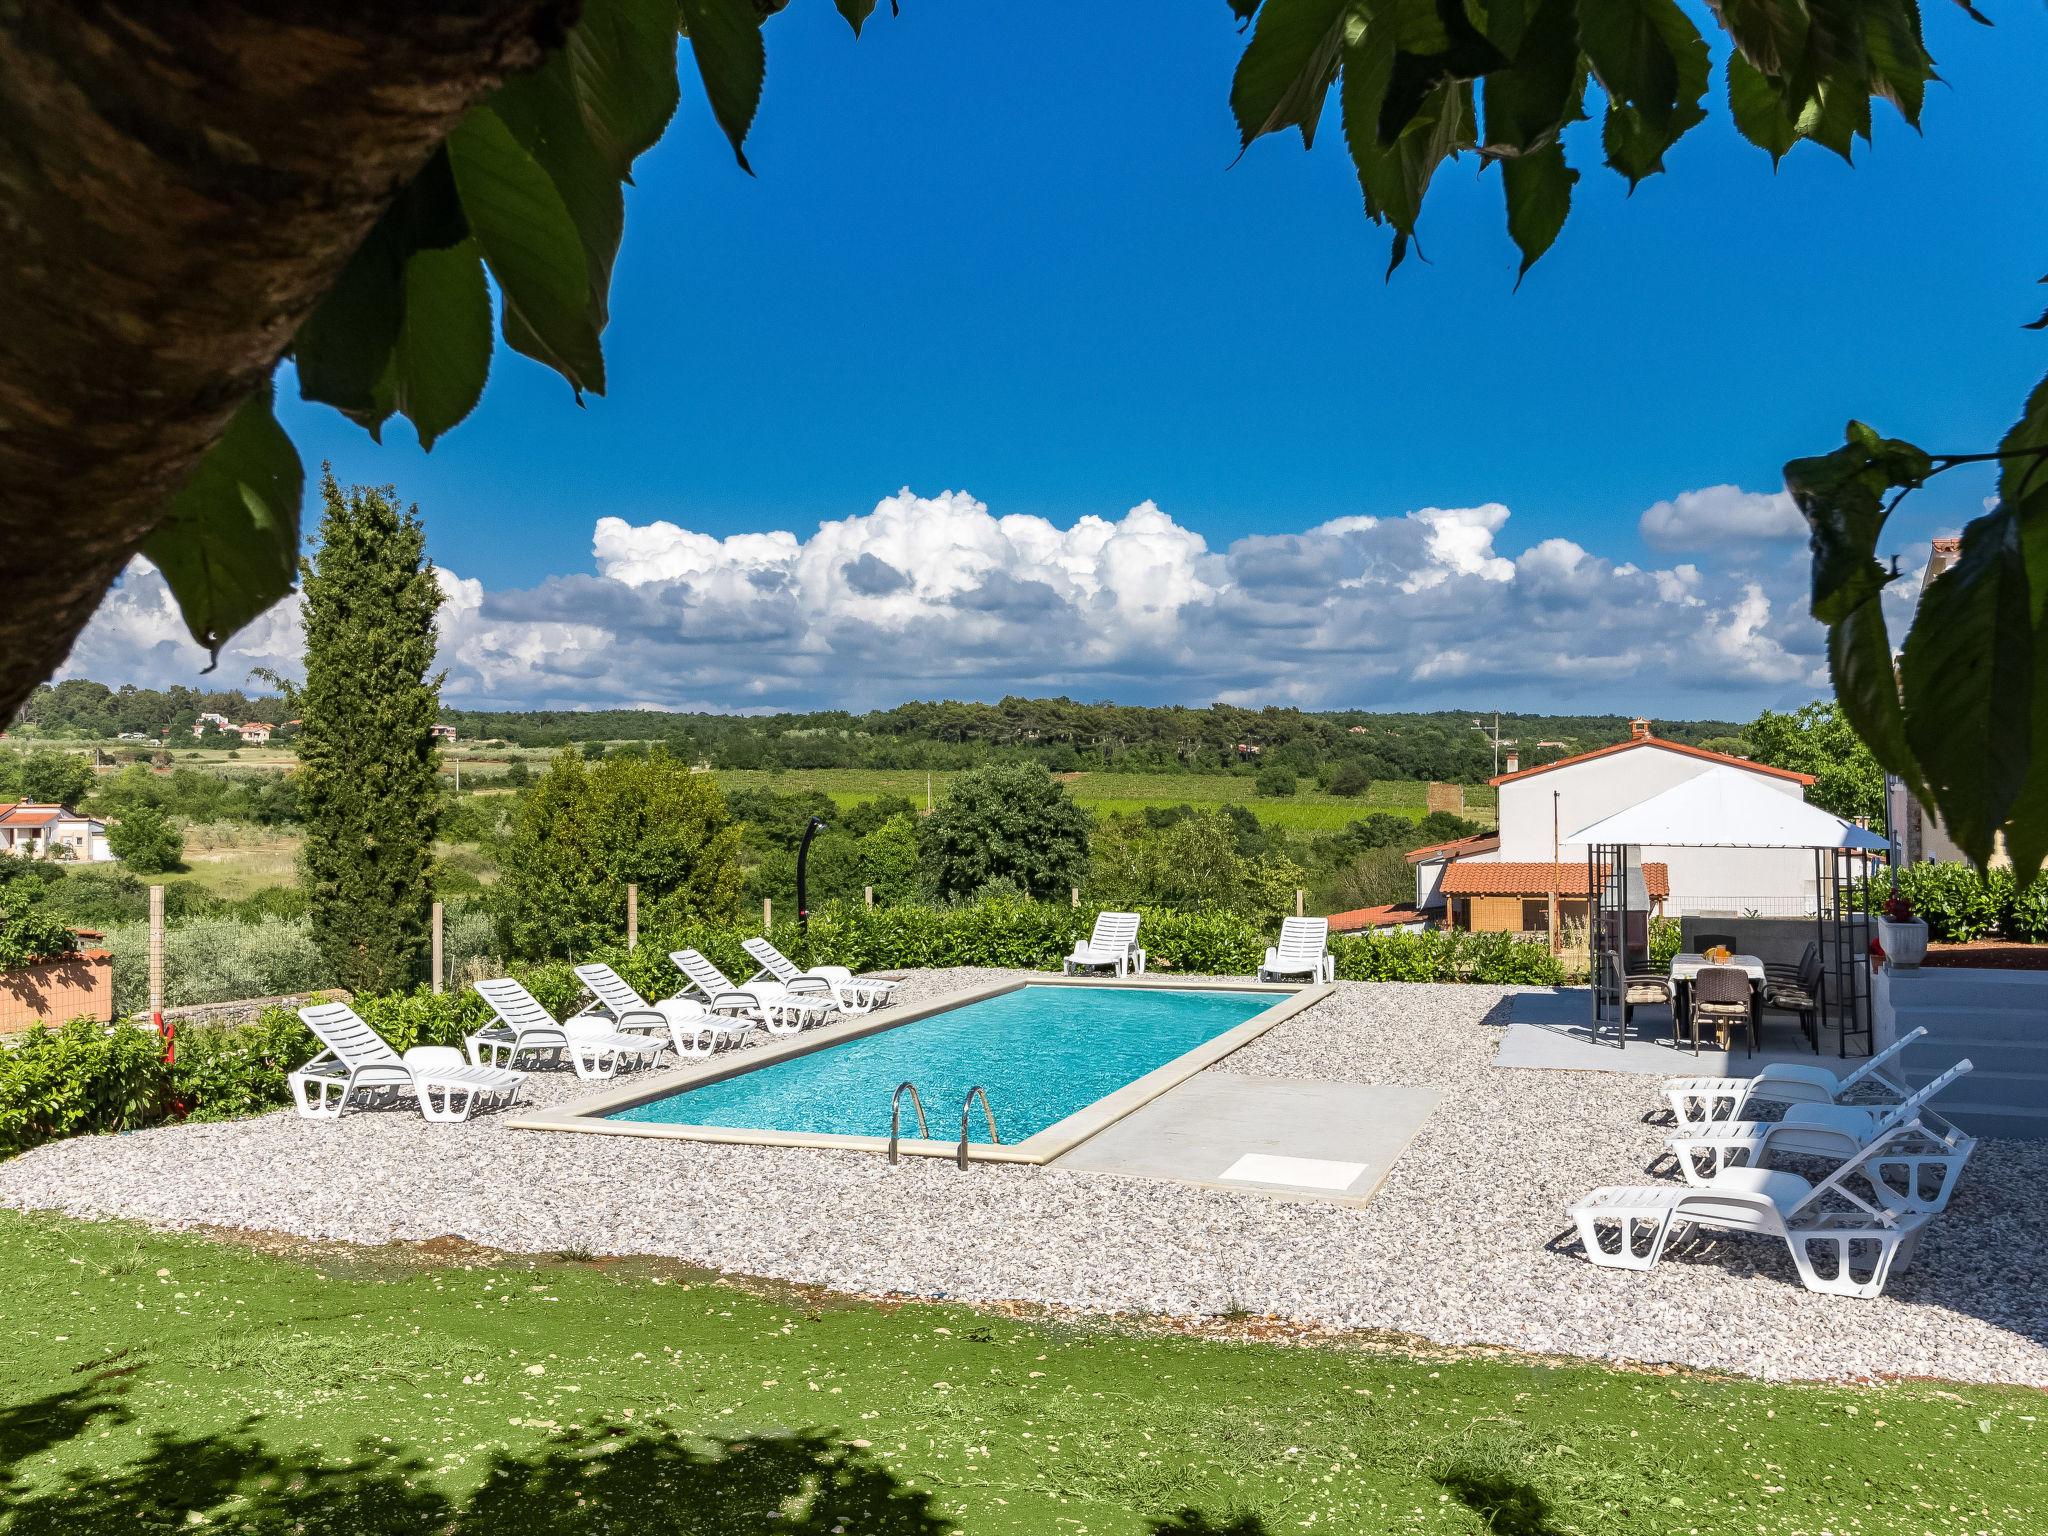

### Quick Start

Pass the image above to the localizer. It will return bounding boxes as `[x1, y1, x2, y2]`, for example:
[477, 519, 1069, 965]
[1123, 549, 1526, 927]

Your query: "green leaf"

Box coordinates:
[1784, 421, 1930, 624]
[142, 378, 304, 658]
[1578, 0, 1710, 185]
[1502, 139, 1577, 277]
[1862, 0, 1933, 126]
[1709, 0, 1810, 78]
[2003, 608, 2048, 891]
[492, 49, 626, 333]
[567, 0, 684, 179]
[1230, 0, 1349, 150]
[1827, 597, 1923, 807]
[679, 0, 767, 172]
[1478, 0, 1582, 156]
[447, 105, 607, 398]
[1898, 506, 2035, 867]
[1463, 0, 1535, 58]
[1727, 52, 1799, 164]
[835, 0, 881, 34]
[1996, 370, 2048, 625]
[389, 240, 493, 450]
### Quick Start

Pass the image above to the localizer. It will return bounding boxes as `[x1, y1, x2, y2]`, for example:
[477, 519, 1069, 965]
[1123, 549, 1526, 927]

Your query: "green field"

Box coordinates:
[713, 769, 1497, 832]
[2, 1209, 2036, 1535]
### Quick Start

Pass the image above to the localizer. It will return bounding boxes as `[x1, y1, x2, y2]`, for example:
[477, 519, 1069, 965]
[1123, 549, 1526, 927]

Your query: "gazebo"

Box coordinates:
[1567, 766, 1893, 1056]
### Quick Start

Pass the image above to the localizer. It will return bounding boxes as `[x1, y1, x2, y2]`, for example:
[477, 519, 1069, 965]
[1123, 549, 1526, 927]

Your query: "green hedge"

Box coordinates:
[3, 901, 1562, 1159]
[1864, 864, 2047, 944]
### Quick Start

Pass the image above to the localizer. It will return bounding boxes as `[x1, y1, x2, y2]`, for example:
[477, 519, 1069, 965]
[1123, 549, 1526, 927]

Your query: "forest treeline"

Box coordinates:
[17, 680, 1739, 785]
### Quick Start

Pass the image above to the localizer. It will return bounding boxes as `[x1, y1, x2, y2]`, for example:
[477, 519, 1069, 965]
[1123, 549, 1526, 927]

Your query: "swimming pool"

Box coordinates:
[514, 977, 1328, 1163]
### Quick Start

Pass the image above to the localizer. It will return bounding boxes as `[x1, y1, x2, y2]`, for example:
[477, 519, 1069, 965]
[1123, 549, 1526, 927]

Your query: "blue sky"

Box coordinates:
[74, 2, 2048, 717]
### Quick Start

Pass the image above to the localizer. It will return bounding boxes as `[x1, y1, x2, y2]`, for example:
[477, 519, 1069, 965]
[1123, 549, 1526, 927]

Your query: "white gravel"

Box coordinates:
[5, 970, 2043, 1386]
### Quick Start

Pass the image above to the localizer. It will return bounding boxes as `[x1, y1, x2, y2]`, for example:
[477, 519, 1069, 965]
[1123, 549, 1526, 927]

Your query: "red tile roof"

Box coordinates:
[1327, 904, 1429, 932]
[0, 803, 67, 827]
[1439, 861, 1670, 899]
[1488, 735, 1813, 787]
[1405, 833, 1500, 865]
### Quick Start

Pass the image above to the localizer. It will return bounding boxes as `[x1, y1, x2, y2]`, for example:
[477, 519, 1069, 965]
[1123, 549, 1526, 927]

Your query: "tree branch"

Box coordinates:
[0, 0, 577, 720]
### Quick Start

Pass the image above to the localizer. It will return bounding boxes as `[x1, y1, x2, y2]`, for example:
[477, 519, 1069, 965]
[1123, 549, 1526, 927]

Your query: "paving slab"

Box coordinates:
[1050, 1071, 1438, 1204]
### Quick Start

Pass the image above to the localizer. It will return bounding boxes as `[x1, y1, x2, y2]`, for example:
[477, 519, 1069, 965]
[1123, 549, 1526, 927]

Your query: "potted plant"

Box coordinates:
[1876, 891, 1929, 972]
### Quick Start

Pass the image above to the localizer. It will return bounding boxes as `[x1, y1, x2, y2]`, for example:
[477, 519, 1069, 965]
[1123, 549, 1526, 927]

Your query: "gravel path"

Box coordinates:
[5, 971, 2044, 1386]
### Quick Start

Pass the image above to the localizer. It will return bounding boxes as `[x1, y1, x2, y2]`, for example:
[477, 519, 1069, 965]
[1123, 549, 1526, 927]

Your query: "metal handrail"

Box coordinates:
[888, 1081, 929, 1164]
[956, 1085, 1000, 1169]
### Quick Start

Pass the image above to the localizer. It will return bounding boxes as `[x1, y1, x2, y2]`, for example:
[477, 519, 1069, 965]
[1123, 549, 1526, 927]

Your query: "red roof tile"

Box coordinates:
[1488, 736, 1813, 787]
[1327, 904, 1429, 932]
[1439, 861, 1670, 899]
[1405, 833, 1500, 865]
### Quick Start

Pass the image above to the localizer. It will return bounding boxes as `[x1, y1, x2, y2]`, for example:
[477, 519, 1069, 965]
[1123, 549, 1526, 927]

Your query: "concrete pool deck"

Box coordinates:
[1497, 986, 1853, 1075]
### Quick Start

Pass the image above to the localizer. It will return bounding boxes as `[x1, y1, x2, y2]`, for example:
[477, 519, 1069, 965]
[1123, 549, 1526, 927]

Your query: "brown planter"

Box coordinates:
[0, 950, 115, 1034]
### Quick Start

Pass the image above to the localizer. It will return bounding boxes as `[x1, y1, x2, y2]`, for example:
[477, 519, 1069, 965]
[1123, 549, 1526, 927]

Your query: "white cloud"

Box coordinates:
[1638, 484, 1804, 549]
[54, 487, 1840, 714]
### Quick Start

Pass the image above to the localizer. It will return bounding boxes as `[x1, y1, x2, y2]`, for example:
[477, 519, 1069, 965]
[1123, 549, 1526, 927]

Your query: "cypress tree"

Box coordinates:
[296, 472, 443, 993]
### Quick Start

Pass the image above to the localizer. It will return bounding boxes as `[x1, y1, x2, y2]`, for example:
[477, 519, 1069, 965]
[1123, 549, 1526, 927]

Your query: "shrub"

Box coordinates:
[0, 1019, 167, 1158]
[1327, 761, 1371, 797]
[1254, 766, 1296, 797]
[106, 915, 332, 1016]
[107, 803, 186, 873]
[1866, 864, 2008, 943]
[0, 883, 81, 970]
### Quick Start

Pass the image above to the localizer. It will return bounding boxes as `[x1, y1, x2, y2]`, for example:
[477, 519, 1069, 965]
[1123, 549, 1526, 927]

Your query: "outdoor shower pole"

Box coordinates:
[795, 815, 827, 938]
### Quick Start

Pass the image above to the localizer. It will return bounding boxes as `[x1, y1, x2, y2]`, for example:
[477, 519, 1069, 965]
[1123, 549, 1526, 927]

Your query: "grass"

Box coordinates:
[157, 823, 301, 900]
[2, 1209, 2039, 1535]
[714, 769, 1497, 831]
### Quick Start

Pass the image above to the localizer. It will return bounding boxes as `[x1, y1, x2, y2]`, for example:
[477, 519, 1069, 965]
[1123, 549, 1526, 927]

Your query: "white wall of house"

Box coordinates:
[1496, 746, 1817, 915]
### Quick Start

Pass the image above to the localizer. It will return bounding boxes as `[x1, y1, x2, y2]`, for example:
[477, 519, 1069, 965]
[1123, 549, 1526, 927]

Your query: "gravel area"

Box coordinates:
[5, 970, 2044, 1386]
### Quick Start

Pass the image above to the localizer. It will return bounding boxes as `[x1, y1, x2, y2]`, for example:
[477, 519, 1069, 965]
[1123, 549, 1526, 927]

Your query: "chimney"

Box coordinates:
[1629, 717, 1652, 741]
[1503, 748, 1520, 774]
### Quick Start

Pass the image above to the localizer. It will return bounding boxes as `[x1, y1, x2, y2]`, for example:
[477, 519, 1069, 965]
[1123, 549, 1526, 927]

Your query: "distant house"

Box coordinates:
[0, 803, 114, 862]
[192, 710, 233, 739]
[430, 724, 458, 743]
[1346, 725, 1367, 734]
[1233, 742, 1262, 758]
[1408, 717, 1819, 932]
[237, 722, 273, 745]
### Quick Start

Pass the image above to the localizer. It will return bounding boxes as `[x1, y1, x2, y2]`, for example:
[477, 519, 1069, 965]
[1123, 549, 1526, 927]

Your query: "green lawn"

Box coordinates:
[714, 769, 1497, 831]
[2, 1211, 2036, 1535]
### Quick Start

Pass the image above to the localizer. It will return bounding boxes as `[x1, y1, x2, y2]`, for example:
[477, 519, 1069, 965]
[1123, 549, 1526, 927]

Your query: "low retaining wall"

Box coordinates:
[158, 990, 351, 1030]
[0, 950, 114, 1033]
[1875, 964, 2048, 1140]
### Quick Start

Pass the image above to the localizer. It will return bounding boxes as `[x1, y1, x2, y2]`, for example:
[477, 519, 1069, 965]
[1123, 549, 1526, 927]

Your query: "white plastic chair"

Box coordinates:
[290, 1001, 525, 1123]
[670, 948, 832, 1035]
[1663, 1026, 1927, 1128]
[469, 978, 668, 1079]
[1668, 1060, 1976, 1213]
[572, 961, 753, 1060]
[1569, 1127, 1960, 1298]
[1257, 916, 1334, 983]
[740, 936, 896, 1014]
[1063, 912, 1145, 977]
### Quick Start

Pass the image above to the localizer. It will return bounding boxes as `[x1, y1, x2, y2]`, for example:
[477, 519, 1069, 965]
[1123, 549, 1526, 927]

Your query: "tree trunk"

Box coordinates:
[0, 0, 576, 720]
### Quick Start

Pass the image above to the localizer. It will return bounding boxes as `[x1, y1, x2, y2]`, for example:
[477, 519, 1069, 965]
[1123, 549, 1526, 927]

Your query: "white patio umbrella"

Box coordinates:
[1566, 765, 1891, 850]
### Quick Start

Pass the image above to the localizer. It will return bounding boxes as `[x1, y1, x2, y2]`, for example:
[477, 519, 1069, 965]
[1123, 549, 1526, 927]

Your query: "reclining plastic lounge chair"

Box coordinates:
[1257, 916, 1335, 984]
[1568, 1127, 1961, 1298]
[469, 978, 669, 1079]
[1663, 1026, 1927, 1129]
[1063, 911, 1145, 978]
[1668, 1060, 1976, 1213]
[740, 935, 900, 1014]
[572, 962, 754, 1060]
[290, 1001, 525, 1122]
[670, 948, 833, 1035]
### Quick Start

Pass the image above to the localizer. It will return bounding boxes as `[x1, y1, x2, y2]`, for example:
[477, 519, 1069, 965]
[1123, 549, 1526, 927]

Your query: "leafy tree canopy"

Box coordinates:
[105, 804, 185, 875]
[1742, 701, 1886, 824]
[920, 763, 1091, 903]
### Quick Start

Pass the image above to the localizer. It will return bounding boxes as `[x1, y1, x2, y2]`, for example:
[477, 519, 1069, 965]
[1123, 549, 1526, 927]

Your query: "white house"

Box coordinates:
[0, 803, 115, 862]
[237, 722, 274, 745]
[1410, 719, 1820, 932]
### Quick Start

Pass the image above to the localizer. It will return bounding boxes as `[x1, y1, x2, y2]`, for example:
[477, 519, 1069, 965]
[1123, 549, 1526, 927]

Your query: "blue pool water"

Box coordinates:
[606, 985, 1273, 1142]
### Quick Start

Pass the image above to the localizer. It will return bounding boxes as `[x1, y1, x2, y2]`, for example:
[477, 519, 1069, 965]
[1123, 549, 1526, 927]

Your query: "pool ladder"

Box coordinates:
[887, 1080, 1001, 1168]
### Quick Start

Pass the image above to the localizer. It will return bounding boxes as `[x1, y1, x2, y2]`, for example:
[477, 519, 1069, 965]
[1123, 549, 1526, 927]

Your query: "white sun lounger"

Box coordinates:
[1569, 1128, 1959, 1297]
[1663, 1026, 1927, 1128]
[670, 948, 833, 1034]
[1257, 916, 1334, 984]
[290, 1001, 525, 1122]
[469, 978, 669, 1079]
[1064, 911, 1145, 977]
[740, 936, 897, 1015]
[572, 962, 753, 1059]
[1668, 1060, 1976, 1213]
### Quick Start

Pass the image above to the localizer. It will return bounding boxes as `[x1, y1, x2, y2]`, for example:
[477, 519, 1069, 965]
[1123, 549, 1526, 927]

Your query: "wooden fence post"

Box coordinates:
[1295, 888, 1305, 918]
[763, 897, 772, 932]
[1070, 886, 1080, 909]
[148, 883, 165, 1016]
[864, 886, 873, 910]
[431, 901, 444, 994]
[626, 883, 638, 951]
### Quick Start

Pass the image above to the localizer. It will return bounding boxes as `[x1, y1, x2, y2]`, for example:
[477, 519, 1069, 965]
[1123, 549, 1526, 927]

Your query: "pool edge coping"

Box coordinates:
[505, 975, 1336, 1165]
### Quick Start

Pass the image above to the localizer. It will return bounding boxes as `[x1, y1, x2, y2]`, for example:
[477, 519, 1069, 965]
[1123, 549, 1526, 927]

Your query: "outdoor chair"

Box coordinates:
[1064, 912, 1146, 978]
[1257, 916, 1334, 984]
[1762, 942, 1825, 1046]
[1690, 965, 1756, 1057]
[741, 935, 898, 1014]
[1663, 1026, 1926, 1129]
[469, 978, 669, 1079]
[1595, 950, 1672, 1047]
[1667, 1060, 1976, 1213]
[1568, 1127, 1949, 1298]
[572, 962, 754, 1059]
[670, 948, 833, 1034]
[290, 1001, 525, 1122]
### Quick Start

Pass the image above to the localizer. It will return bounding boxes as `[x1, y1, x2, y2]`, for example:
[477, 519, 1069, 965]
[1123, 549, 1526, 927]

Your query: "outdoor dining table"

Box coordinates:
[1667, 953, 1765, 1051]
